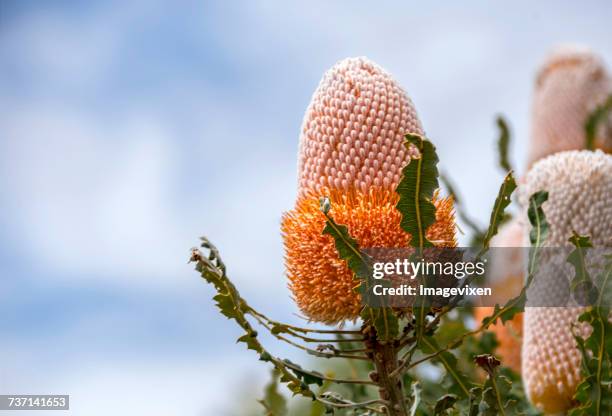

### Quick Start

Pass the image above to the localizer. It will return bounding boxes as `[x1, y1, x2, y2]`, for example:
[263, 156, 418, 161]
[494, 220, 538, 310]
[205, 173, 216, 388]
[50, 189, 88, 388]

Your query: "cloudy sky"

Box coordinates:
[1, 1, 611, 414]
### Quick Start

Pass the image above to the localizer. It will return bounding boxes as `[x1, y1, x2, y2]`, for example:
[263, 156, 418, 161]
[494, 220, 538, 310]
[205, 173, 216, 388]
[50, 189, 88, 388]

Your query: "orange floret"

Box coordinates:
[282, 188, 456, 324]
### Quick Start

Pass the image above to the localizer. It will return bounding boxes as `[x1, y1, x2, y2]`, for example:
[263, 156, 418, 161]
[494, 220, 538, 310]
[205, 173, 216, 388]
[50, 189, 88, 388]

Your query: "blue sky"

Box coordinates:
[1, 1, 611, 414]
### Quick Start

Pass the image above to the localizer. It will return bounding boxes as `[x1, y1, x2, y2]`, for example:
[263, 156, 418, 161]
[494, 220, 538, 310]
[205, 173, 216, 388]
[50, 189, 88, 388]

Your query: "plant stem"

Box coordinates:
[281, 360, 376, 386]
[365, 331, 409, 416]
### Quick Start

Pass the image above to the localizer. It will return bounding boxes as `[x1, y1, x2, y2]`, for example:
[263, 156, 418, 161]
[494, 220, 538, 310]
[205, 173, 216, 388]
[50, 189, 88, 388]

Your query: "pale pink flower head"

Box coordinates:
[519, 150, 612, 413]
[528, 45, 612, 167]
[283, 57, 456, 324]
[297, 57, 423, 196]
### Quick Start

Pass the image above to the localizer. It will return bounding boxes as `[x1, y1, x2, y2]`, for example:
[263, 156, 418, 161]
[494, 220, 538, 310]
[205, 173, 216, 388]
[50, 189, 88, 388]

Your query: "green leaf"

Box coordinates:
[482, 191, 548, 327]
[496, 115, 513, 173]
[237, 333, 262, 353]
[421, 336, 472, 398]
[468, 387, 484, 416]
[190, 239, 316, 400]
[395, 134, 441, 345]
[480, 172, 517, 254]
[395, 133, 440, 249]
[527, 191, 549, 250]
[321, 202, 371, 280]
[321, 202, 399, 342]
[259, 370, 288, 416]
[213, 293, 239, 320]
[567, 232, 598, 304]
[568, 254, 612, 415]
[359, 307, 400, 343]
[434, 394, 458, 415]
[585, 94, 612, 151]
[283, 360, 325, 387]
[474, 355, 515, 416]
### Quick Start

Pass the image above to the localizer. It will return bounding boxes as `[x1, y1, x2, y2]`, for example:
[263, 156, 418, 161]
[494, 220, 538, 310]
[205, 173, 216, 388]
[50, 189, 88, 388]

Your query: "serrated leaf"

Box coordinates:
[321, 204, 399, 342]
[567, 232, 596, 300]
[421, 336, 472, 398]
[527, 191, 549, 251]
[496, 115, 512, 173]
[237, 333, 262, 353]
[479, 376, 513, 416]
[395, 133, 440, 249]
[482, 191, 548, 327]
[359, 307, 400, 343]
[468, 387, 483, 416]
[283, 359, 325, 386]
[473, 354, 516, 416]
[395, 134, 441, 345]
[480, 172, 517, 254]
[585, 94, 612, 151]
[568, 254, 612, 416]
[191, 238, 316, 400]
[213, 293, 239, 320]
[321, 207, 370, 279]
[434, 394, 458, 415]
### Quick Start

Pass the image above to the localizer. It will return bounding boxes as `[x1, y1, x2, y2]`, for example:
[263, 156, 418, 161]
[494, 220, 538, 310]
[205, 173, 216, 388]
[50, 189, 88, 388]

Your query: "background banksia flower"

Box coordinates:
[283, 57, 456, 324]
[519, 150, 612, 413]
[527, 45, 612, 167]
[481, 45, 612, 374]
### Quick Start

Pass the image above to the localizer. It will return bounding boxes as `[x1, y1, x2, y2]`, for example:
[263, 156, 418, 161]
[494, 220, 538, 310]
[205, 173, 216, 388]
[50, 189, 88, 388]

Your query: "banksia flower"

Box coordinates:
[282, 57, 456, 324]
[527, 45, 612, 167]
[474, 218, 525, 373]
[520, 150, 612, 413]
[482, 46, 612, 374]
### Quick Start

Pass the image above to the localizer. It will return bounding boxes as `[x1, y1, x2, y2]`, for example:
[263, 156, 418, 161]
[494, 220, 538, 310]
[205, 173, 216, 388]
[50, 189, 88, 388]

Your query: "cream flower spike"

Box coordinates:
[297, 56, 423, 196]
[520, 150, 612, 413]
[482, 45, 612, 376]
[527, 45, 612, 167]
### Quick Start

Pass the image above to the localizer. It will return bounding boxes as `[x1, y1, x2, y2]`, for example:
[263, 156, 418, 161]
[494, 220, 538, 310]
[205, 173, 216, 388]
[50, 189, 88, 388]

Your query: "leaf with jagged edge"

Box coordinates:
[481, 191, 547, 328]
[321, 202, 400, 342]
[259, 370, 288, 416]
[473, 354, 522, 416]
[421, 335, 473, 399]
[283, 359, 325, 386]
[585, 94, 612, 151]
[527, 191, 549, 259]
[190, 240, 315, 399]
[395, 134, 443, 347]
[434, 394, 458, 415]
[395, 133, 440, 249]
[567, 232, 596, 300]
[496, 115, 512, 173]
[480, 172, 517, 254]
[468, 387, 483, 416]
[237, 333, 261, 353]
[569, 254, 612, 416]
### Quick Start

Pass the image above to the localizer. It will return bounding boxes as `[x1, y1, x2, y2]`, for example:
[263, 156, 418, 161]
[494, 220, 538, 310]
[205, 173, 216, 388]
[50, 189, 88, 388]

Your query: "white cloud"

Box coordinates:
[0, 105, 188, 287]
[1, 349, 264, 416]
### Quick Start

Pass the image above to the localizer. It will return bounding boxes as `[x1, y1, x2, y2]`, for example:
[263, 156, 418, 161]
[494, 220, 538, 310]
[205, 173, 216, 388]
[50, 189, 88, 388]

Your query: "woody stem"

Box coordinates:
[365, 331, 409, 416]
